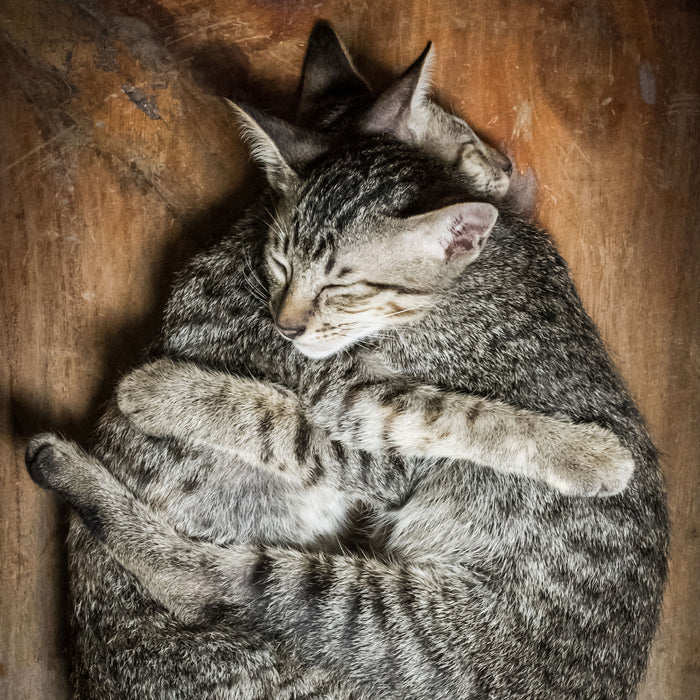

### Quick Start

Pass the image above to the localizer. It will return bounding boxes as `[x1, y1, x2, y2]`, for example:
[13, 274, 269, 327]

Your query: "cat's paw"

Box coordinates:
[25, 433, 91, 503]
[26, 433, 64, 491]
[545, 424, 635, 497]
[118, 360, 189, 437]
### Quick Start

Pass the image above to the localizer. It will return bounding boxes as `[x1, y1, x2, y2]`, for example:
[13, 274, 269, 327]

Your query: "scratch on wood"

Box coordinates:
[1, 127, 80, 175]
[122, 84, 161, 120]
[667, 93, 700, 121]
[511, 102, 534, 143]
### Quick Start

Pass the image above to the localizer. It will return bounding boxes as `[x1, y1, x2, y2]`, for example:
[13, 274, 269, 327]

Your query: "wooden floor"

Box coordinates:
[1, 0, 698, 697]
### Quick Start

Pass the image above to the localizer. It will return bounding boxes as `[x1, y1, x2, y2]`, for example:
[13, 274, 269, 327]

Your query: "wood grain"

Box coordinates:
[1, 0, 697, 697]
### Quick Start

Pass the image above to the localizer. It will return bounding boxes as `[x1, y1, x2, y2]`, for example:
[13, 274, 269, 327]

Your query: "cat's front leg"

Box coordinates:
[310, 382, 635, 497]
[118, 359, 415, 504]
[117, 359, 319, 482]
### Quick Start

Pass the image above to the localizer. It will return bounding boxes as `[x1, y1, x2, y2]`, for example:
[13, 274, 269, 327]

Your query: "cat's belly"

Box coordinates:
[378, 459, 532, 565]
[153, 446, 353, 549]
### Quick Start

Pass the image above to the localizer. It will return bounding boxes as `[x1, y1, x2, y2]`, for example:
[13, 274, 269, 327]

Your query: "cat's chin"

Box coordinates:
[293, 338, 357, 360]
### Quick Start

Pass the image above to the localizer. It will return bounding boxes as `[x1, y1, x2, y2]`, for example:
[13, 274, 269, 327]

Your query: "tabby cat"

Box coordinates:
[27, 23, 667, 700]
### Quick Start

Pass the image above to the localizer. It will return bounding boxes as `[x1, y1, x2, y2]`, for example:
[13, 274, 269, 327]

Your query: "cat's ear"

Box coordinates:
[226, 100, 329, 194]
[401, 202, 498, 266]
[359, 42, 434, 141]
[297, 20, 371, 123]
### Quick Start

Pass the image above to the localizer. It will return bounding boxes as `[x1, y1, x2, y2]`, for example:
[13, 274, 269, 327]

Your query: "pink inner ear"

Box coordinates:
[444, 215, 488, 259]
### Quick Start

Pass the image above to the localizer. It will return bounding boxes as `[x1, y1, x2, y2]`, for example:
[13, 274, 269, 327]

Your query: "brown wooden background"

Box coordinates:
[1, 0, 698, 697]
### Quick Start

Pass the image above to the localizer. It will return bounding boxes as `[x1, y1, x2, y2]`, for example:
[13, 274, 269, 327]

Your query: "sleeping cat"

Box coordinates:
[21, 26, 539, 699]
[27, 24, 666, 700]
[112, 102, 632, 500]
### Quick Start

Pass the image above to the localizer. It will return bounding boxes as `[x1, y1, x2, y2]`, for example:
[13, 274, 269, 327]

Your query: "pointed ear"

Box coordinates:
[359, 42, 434, 140]
[226, 100, 329, 194]
[402, 202, 498, 266]
[297, 21, 371, 124]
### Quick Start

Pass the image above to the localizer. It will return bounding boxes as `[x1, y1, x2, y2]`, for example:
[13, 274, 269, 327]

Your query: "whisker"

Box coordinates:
[242, 273, 269, 307]
[241, 267, 267, 301]
[242, 254, 269, 303]
[263, 206, 289, 249]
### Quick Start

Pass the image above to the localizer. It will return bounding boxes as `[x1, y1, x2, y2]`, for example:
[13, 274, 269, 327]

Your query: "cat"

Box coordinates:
[27, 23, 666, 700]
[295, 23, 515, 204]
[21, 25, 532, 700]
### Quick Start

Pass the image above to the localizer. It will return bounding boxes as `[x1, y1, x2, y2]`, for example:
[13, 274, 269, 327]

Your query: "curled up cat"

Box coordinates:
[26, 22, 667, 700]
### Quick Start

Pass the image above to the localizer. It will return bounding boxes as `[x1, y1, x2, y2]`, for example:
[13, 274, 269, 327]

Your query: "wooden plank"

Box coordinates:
[1, 0, 697, 696]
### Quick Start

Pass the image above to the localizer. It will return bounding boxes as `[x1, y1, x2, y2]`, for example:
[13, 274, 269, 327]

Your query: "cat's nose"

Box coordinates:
[500, 157, 513, 177]
[276, 323, 306, 340]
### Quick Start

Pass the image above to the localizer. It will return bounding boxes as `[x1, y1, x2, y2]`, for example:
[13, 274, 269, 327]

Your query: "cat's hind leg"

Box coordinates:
[26, 433, 489, 698]
[26, 434, 255, 623]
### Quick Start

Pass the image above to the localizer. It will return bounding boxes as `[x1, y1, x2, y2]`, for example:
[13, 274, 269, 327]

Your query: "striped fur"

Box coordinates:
[117, 357, 633, 497]
[27, 134, 667, 698]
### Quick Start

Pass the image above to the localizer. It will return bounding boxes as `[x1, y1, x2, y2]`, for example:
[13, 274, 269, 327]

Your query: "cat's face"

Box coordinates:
[231, 31, 506, 358]
[263, 147, 497, 359]
[414, 106, 513, 201]
[265, 217, 435, 358]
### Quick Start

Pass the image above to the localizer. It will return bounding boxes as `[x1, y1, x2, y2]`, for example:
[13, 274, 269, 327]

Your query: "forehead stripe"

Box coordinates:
[324, 255, 336, 275]
[311, 238, 330, 261]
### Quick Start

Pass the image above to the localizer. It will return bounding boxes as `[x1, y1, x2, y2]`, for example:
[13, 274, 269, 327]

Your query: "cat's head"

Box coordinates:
[296, 22, 513, 202]
[232, 104, 497, 359]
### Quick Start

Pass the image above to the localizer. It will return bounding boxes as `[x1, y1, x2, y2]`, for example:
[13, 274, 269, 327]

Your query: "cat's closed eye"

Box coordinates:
[268, 254, 291, 281]
[320, 282, 363, 297]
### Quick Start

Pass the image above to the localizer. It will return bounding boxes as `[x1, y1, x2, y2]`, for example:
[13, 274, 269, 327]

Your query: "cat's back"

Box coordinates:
[379, 213, 668, 697]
